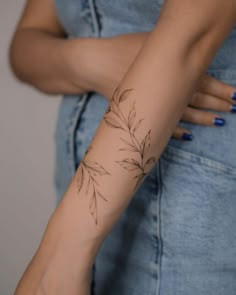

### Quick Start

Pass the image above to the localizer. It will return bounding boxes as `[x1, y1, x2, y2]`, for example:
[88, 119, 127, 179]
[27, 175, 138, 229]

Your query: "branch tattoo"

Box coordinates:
[77, 146, 111, 225]
[77, 86, 156, 225]
[104, 87, 156, 190]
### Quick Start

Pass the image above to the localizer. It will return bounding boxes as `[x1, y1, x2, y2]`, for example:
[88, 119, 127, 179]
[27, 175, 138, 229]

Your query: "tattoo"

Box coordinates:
[77, 87, 156, 224]
[104, 87, 156, 191]
[77, 146, 110, 225]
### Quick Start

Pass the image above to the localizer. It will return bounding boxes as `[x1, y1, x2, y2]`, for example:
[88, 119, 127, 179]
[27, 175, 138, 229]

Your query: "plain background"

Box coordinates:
[0, 1, 61, 294]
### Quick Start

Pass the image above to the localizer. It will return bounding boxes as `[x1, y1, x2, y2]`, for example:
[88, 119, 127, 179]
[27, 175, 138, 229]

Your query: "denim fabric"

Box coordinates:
[53, 0, 236, 294]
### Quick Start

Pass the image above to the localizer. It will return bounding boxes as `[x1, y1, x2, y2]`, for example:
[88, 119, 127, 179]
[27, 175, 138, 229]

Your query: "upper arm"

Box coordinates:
[159, 0, 236, 33]
[16, 0, 66, 36]
[157, 0, 236, 47]
[153, 0, 236, 71]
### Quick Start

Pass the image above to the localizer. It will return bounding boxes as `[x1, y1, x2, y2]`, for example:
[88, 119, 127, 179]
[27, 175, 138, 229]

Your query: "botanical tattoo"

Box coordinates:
[77, 87, 156, 224]
[77, 146, 111, 225]
[104, 87, 156, 191]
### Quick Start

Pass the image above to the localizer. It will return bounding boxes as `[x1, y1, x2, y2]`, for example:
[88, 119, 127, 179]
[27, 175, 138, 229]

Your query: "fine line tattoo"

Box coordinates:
[77, 146, 111, 225]
[104, 87, 156, 191]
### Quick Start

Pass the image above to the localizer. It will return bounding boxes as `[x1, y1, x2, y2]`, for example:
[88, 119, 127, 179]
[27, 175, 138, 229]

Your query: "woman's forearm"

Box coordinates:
[9, 28, 95, 95]
[58, 1, 236, 248]
[14, 1, 236, 294]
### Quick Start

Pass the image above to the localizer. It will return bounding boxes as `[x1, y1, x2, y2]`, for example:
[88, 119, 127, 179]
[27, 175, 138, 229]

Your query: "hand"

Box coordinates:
[75, 33, 148, 99]
[73, 33, 236, 140]
[175, 74, 236, 140]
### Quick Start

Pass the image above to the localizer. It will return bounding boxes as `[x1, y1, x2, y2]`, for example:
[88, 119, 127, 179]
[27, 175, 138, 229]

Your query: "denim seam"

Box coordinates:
[163, 145, 236, 176]
[73, 93, 93, 169]
[90, 263, 96, 295]
[86, 2, 101, 294]
[156, 160, 163, 295]
[66, 94, 88, 177]
[88, 0, 101, 36]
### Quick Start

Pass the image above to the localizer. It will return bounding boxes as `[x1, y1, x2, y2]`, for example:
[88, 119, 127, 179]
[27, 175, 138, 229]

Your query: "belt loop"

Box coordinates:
[88, 0, 101, 37]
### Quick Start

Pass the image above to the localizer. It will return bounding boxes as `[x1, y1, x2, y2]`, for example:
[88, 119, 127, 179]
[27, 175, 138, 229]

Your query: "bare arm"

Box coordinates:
[9, 0, 236, 137]
[9, 0, 148, 98]
[9, 0, 94, 94]
[14, 0, 236, 294]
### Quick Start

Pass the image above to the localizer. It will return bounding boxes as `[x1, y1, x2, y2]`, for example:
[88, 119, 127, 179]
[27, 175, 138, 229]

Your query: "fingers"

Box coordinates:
[181, 106, 225, 126]
[172, 74, 236, 141]
[190, 92, 236, 113]
[173, 73, 236, 142]
[172, 127, 193, 141]
[197, 74, 236, 103]
[172, 105, 226, 141]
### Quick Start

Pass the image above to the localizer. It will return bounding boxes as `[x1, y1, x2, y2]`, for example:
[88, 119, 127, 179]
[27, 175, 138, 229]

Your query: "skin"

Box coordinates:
[10, 0, 236, 294]
[10, 1, 236, 140]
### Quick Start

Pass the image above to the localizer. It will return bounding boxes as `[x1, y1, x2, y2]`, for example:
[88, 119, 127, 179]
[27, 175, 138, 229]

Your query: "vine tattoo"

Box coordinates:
[77, 86, 156, 225]
[104, 87, 156, 191]
[77, 146, 111, 225]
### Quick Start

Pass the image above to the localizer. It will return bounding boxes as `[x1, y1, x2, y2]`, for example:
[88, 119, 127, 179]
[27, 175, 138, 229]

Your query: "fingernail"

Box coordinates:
[230, 104, 236, 113]
[182, 133, 193, 141]
[231, 92, 236, 101]
[214, 117, 225, 126]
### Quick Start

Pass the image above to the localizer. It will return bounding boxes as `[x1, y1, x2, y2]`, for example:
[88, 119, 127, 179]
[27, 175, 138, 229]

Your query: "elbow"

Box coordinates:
[8, 34, 52, 94]
[8, 33, 34, 87]
[8, 36, 25, 82]
[184, 24, 234, 76]
[167, 23, 236, 79]
[157, 0, 236, 74]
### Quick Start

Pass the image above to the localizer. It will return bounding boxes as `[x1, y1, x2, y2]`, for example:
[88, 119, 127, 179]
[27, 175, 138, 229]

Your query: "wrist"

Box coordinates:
[62, 37, 104, 94]
[39, 260, 91, 295]
[35, 191, 104, 282]
[18, 205, 95, 295]
[64, 37, 124, 99]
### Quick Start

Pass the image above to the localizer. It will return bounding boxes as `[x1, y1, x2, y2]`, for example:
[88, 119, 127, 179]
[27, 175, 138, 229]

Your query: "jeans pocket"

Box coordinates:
[160, 145, 236, 271]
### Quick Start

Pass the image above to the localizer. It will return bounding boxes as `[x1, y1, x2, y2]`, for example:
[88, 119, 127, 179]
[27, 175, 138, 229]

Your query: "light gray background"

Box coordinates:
[0, 1, 61, 294]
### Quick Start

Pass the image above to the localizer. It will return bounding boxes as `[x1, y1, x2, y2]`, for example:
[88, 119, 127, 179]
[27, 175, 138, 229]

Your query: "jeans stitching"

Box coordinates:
[88, 0, 101, 36]
[156, 160, 163, 295]
[65, 94, 89, 176]
[163, 145, 236, 175]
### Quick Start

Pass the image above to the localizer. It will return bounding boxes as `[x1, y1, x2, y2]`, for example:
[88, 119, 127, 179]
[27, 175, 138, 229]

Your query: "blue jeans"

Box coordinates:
[54, 0, 236, 293]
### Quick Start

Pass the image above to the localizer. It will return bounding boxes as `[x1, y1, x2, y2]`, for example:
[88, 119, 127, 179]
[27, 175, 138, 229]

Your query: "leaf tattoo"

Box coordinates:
[104, 87, 156, 191]
[77, 146, 110, 225]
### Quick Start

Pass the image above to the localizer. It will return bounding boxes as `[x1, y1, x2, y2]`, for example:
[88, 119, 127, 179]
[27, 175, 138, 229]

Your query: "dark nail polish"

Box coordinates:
[182, 133, 193, 141]
[230, 104, 236, 113]
[214, 117, 225, 126]
[231, 92, 236, 101]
